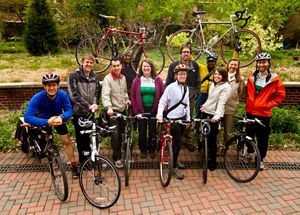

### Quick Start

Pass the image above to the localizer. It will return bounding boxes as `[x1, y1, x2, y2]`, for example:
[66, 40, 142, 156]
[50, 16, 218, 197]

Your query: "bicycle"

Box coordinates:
[224, 116, 262, 183]
[167, 8, 261, 68]
[76, 14, 165, 74]
[78, 110, 121, 209]
[18, 117, 68, 201]
[111, 112, 149, 186]
[194, 117, 215, 184]
[157, 119, 189, 187]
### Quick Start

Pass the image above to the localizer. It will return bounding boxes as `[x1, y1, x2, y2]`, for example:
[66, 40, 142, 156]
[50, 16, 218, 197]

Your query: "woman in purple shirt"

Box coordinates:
[131, 59, 164, 159]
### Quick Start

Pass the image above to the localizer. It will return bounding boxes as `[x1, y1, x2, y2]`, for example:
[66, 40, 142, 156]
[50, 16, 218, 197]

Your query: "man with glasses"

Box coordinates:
[165, 44, 200, 165]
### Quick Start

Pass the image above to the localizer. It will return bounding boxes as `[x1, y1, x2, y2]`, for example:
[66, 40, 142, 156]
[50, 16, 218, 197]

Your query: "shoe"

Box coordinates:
[115, 160, 124, 169]
[71, 165, 79, 179]
[208, 161, 217, 171]
[140, 152, 147, 159]
[185, 143, 196, 152]
[177, 161, 186, 169]
[149, 152, 156, 159]
[172, 168, 184, 180]
[260, 161, 265, 171]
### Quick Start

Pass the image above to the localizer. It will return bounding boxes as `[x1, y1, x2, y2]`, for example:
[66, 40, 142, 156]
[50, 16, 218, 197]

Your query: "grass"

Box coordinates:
[0, 40, 299, 82]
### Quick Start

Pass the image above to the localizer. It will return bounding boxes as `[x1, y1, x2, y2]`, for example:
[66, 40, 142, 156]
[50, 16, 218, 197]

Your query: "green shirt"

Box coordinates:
[140, 76, 155, 108]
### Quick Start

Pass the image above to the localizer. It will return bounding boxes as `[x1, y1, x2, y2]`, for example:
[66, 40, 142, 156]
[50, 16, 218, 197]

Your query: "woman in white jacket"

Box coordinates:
[200, 67, 231, 171]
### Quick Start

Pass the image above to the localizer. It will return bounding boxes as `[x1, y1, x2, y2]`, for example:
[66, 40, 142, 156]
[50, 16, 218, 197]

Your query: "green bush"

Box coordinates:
[270, 107, 299, 133]
[23, 0, 59, 55]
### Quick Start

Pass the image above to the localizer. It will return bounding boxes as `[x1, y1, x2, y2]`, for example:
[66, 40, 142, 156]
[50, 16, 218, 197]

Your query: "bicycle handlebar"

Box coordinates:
[233, 116, 265, 127]
[158, 118, 191, 125]
[234, 8, 251, 28]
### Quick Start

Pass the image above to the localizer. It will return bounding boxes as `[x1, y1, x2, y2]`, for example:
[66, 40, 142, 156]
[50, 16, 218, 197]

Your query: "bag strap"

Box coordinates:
[166, 84, 187, 115]
[201, 68, 215, 84]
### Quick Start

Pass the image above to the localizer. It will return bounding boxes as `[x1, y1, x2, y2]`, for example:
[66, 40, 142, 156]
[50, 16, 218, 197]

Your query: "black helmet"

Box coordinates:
[42, 73, 60, 85]
[255, 53, 271, 61]
[206, 53, 218, 61]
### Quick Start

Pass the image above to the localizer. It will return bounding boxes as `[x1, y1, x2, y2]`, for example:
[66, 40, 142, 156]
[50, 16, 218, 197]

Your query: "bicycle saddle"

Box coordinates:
[192, 11, 206, 16]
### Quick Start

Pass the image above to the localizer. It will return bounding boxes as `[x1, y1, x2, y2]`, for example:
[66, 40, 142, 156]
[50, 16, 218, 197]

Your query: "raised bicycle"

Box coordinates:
[224, 115, 262, 183]
[78, 110, 121, 209]
[167, 8, 261, 67]
[76, 14, 165, 74]
[18, 117, 68, 201]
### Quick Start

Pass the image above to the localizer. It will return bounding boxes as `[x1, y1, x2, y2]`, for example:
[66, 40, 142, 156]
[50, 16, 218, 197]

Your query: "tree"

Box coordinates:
[23, 0, 59, 55]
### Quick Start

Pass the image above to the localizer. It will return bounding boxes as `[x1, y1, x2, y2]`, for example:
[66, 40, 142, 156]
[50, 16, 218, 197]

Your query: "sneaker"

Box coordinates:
[140, 152, 147, 159]
[173, 168, 184, 180]
[115, 160, 124, 169]
[260, 161, 265, 171]
[71, 165, 79, 179]
[177, 161, 186, 169]
[149, 152, 156, 159]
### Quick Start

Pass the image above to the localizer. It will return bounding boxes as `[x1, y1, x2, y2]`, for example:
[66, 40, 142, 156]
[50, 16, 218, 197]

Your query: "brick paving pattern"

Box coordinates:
[0, 150, 299, 214]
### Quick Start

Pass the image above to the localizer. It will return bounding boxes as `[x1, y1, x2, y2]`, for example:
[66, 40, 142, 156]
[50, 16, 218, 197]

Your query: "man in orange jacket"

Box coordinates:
[246, 53, 285, 170]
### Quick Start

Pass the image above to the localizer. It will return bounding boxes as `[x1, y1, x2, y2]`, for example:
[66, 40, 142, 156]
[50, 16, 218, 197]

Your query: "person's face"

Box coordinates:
[181, 48, 191, 62]
[213, 71, 223, 83]
[123, 52, 132, 64]
[44, 82, 59, 98]
[82, 58, 94, 73]
[142, 62, 151, 78]
[176, 71, 187, 83]
[228, 60, 239, 73]
[207, 60, 216, 70]
[257, 60, 269, 73]
[111, 60, 122, 75]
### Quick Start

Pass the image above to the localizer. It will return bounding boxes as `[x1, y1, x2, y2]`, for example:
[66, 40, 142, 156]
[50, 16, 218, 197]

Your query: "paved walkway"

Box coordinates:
[0, 149, 300, 215]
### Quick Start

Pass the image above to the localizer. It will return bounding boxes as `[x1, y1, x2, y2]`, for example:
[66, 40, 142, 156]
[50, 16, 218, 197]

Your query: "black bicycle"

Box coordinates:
[224, 116, 262, 183]
[78, 111, 121, 209]
[18, 117, 68, 201]
[194, 118, 212, 184]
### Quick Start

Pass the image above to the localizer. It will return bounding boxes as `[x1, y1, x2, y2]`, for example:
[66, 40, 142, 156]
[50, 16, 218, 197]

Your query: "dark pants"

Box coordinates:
[246, 113, 271, 161]
[109, 112, 126, 161]
[195, 93, 208, 118]
[171, 122, 186, 168]
[138, 108, 157, 153]
[202, 113, 220, 164]
[73, 115, 91, 165]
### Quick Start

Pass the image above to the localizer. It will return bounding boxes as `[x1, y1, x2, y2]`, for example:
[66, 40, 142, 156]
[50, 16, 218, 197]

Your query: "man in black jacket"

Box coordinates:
[165, 44, 200, 157]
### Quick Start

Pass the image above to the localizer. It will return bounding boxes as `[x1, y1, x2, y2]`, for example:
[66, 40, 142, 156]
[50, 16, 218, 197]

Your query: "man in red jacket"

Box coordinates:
[246, 53, 285, 170]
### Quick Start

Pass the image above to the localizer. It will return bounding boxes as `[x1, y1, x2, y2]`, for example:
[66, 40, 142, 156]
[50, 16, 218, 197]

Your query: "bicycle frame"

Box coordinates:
[190, 14, 237, 56]
[96, 28, 146, 58]
[159, 123, 173, 163]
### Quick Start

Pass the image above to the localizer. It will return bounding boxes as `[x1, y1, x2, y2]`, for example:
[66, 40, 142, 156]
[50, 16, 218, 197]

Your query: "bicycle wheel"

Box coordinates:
[159, 139, 173, 187]
[125, 137, 133, 187]
[220, 29, 261, 68]
[131, 44, 165, 75]
[167, 29, 203, 62]
[76, 36, 113, 74]
[79, 155, 121, 209]
[224, 136, 261, 183]
[49, 155, 68, 201]
[202, 137, 208, 184]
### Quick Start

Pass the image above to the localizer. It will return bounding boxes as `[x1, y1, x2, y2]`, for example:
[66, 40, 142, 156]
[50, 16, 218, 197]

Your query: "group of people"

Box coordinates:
[23, 43, 285, 180]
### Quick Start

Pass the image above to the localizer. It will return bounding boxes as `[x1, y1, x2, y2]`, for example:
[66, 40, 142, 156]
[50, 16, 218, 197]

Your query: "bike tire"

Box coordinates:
[224, 136, 261, 183]
[131, 43, 165, 75]
[167, 29, 203, 62]
[220, 29, 261, 68]
[159, 139, 173, 187]
[202, 137, 208, 184]
[75, 36, 113, 74]
[49, 155, 68, 201]
[125, 137, 133, 187]
[79, 155, 121, 209]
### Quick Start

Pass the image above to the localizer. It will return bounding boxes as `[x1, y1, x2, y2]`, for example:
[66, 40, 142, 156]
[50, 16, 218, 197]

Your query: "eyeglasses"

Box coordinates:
[182, 51, 191, 54]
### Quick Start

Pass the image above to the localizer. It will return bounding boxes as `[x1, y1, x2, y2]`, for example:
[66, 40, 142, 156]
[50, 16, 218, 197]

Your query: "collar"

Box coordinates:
[111, 70, 124, 80]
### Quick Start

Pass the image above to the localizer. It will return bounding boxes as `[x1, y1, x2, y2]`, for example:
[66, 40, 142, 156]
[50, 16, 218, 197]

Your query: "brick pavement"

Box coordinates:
[0, 150, 300, 215]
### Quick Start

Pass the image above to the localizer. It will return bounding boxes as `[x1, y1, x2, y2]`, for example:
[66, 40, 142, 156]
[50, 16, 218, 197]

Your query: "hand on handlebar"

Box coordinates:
[211, 115, 220, 123]
[89, 104, 99, 111]
[107, 108, 114, 116]
[156, 116, 163, 123]
[48, 116, 63, 126]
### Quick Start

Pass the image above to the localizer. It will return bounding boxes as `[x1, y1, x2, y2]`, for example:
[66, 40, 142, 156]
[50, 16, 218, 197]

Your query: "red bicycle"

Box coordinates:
[157, 119, 188, 187]
[76, 14, 165, 74]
